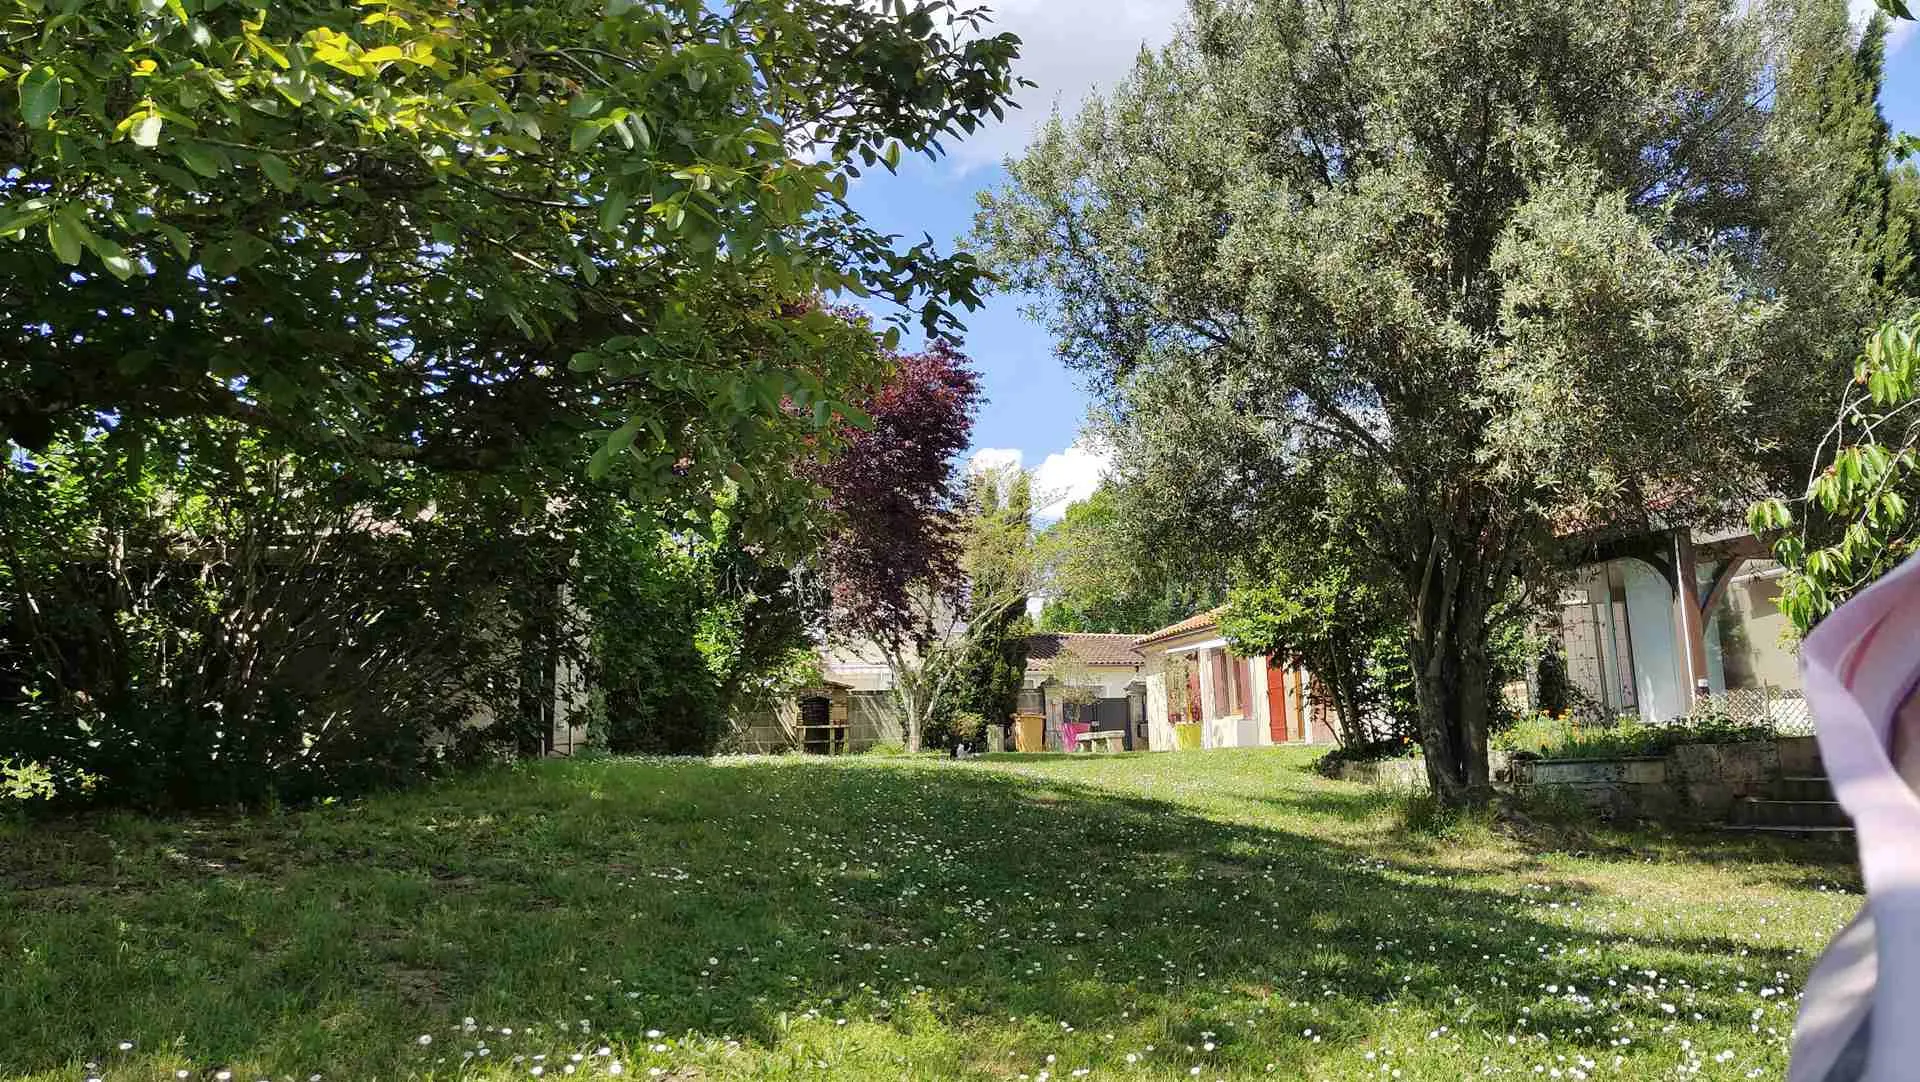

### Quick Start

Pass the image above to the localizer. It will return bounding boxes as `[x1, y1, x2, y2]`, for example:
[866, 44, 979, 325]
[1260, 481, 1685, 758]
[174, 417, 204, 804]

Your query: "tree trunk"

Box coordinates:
[1407, 517, 1503, 807]
[1409, 636, 1493, 804]
[884, 648, 926, 754]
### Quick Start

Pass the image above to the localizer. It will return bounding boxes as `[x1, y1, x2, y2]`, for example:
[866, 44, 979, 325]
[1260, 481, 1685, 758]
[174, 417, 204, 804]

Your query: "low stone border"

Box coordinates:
[1332, 757, 1427, 789]
[1509, 739, 1786, 823]
[1332, 753, 1511, 791]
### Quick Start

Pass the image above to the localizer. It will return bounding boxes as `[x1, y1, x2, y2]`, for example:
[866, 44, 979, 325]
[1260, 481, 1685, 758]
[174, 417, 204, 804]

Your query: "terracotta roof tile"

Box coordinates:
[1133, 608, 1225, 649]
[1024, 633, 1144, 672]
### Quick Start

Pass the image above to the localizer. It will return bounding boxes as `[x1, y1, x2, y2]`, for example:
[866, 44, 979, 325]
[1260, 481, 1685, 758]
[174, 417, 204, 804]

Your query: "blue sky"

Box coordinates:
[847, 1, 1920, 519]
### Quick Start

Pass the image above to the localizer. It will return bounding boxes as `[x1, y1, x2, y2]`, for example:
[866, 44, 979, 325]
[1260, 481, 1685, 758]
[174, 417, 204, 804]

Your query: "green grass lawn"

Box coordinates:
[0, 749, 1860, 1081]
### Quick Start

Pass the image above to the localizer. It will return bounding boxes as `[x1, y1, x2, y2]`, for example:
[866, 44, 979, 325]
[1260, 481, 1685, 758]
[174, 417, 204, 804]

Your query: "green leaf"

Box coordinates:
[258, 153, 296, 193]
[131, 112, 163, 148]
[599, 188, 632, 232]
[570, 120, 604, 152]
[0, 204, 50, 237]
[568, 94, 604, 119]
[150, 162, 200, 193]
[46, 215, 82, 265]
[177, 144, 223, 178]
[155, 222, 192, 260]
[568, 351, 603, 373]
[99, 251, 136, 280]
[1877, 0, 1914, 19]
[18, 67, 61, 128]
[588, 417, 645, 479]
[79, 228, 134, 279]
[245, 32, 291, 70]
[836, 401, 873, 431]
[607, 415, 645, 454]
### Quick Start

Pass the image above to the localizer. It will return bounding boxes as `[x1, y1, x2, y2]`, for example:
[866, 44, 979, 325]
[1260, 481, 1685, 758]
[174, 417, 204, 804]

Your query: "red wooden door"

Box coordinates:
[1266, 659, 1290, 742]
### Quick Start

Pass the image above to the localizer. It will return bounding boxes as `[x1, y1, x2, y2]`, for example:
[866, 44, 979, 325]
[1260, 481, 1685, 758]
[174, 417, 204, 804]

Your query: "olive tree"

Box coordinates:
[980, 0, 1878, 803]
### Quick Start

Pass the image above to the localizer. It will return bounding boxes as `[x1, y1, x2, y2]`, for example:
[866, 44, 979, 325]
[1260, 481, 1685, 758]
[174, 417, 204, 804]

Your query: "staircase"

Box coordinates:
[1724, 736, 1854, 842]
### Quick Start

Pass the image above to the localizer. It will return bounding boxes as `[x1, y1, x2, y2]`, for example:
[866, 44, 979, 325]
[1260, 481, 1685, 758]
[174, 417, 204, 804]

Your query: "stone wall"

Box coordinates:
[1332, 758, 1427, 789]
[1510, 739, 1786, 823]
[1332, 753, 1509, 791]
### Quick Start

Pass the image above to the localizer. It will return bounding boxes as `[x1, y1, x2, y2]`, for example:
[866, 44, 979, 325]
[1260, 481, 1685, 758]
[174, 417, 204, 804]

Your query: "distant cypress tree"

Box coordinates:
[1813, 14, 1918, 303]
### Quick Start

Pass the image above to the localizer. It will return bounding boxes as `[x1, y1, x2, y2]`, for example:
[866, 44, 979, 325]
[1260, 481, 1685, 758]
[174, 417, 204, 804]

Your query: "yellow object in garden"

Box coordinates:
[1013, 713, 1045, 753]
[1174, 723, 1203, 750]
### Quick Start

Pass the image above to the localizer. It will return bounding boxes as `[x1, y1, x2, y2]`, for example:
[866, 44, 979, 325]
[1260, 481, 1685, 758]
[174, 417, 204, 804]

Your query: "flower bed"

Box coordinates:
[1497, 711, 1774, 762]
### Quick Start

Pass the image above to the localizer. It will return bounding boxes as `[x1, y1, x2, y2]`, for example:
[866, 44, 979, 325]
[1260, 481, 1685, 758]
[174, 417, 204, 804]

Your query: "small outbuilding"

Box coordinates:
[1133, 610, 1331, 751]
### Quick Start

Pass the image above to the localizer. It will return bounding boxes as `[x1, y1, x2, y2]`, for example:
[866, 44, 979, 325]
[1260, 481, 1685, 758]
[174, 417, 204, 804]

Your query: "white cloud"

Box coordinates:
[968, 447, 1025, 475]
[1852, 0, 1916, 52]
[947, 0, 1186, 170]
[1031, 440, 1113, 522]
[966, 441, 1112, 521]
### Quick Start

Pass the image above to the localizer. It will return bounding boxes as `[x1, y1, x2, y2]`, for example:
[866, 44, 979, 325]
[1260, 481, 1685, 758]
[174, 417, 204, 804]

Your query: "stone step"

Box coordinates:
[1772, 776, 1835, 802]
[1775, 735, 1826, 778]
[1731, 798, 1851, 829]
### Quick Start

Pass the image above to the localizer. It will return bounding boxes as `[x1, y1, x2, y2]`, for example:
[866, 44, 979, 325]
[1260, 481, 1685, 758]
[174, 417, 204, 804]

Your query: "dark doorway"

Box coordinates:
[1092, 697, 1132, 750]
[799, 696, 835, 754]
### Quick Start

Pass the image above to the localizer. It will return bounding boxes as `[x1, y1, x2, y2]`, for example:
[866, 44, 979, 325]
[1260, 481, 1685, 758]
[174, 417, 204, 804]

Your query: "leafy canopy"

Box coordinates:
[1751, 313, 1920, 630]
[2, 0, 1022, 531]
[1033, 484, 1217, 635]
[812, 341, 983, 646]
[1744, 0, 1920, 632]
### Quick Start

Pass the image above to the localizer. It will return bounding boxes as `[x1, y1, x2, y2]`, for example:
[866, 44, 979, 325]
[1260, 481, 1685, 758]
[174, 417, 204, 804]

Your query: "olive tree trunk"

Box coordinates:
[1406, 516, 1509, 806]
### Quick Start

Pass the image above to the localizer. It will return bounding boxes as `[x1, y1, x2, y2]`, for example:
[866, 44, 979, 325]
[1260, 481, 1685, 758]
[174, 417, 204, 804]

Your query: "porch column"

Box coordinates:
[1288, 666, 1309, 742]
[1195, 647, 1218, 721]
[1671, 529, 1710, 703]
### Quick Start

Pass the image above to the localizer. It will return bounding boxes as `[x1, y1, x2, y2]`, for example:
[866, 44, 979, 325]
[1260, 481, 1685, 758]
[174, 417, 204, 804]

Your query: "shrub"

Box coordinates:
[0, 756, 100, 812]
[2, 421, 821, 806]
[926, 709, 988, 751]
[0, 426, 556, 809]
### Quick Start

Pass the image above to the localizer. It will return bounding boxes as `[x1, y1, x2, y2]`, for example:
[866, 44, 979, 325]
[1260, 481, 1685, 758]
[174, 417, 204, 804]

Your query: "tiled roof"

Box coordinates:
[1133, 608, 1225, 649]
[1024, 633, 1144, 672]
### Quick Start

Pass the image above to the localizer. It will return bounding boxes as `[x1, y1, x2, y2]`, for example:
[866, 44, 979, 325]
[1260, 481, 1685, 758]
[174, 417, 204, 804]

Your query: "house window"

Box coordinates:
[1206, 651, 1255, 719]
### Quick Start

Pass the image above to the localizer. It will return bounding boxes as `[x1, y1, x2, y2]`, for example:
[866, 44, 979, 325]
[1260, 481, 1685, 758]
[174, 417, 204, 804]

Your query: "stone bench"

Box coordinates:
[1076, 730, 1125, 754]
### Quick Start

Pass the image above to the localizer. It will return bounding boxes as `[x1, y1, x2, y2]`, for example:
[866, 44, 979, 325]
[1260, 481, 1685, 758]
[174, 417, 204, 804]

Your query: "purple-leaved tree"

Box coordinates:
[812, 342, 982, 752]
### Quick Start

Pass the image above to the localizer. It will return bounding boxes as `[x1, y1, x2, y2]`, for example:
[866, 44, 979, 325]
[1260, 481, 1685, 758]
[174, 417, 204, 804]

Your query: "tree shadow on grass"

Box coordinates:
[0, 756, 1833, 1080]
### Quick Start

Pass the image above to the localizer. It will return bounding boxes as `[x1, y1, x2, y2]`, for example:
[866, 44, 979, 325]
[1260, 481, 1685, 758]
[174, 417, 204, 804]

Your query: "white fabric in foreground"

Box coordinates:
[1790, 553, 1920, 1082]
